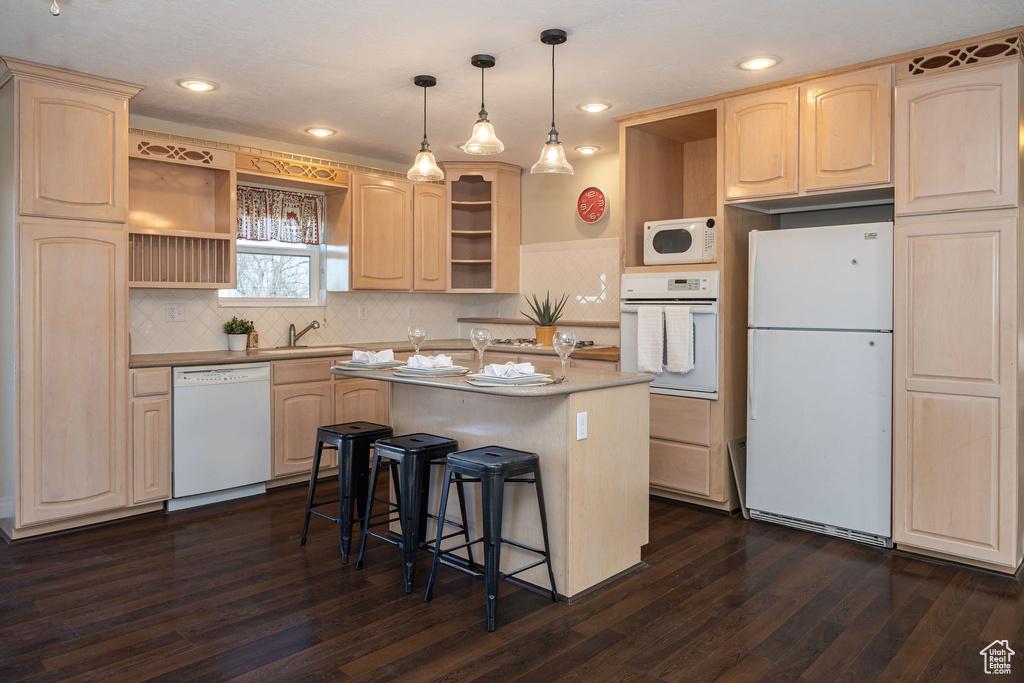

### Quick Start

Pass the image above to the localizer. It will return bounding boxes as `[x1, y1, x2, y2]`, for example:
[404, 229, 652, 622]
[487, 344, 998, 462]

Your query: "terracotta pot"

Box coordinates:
[535, 326, 556, 347]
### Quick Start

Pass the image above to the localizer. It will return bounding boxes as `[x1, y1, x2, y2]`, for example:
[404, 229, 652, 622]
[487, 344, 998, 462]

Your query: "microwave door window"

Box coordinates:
[653, 229, 692, 254]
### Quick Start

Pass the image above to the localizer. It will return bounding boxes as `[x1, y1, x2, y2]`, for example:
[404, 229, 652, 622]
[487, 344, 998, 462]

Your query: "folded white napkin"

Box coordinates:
[665, 306, 695, 374]
[351, 349, 394, 363]
[484, 361, 535, 378]
[406, 354, 453, 369]
[637, 305, 664, 373]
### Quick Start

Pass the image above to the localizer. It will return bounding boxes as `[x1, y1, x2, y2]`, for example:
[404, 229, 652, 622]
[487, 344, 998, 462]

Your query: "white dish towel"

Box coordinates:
[665, 306, 694, 374]
[352, 349, 395, 363]
[637, 306, 664, 374]
[406, 354, 452, 369]
[484, 361, 535, 378]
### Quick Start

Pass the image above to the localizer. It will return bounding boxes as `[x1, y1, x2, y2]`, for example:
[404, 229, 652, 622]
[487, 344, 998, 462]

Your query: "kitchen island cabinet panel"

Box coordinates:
[272, 383, 335, 477]
[18, 222, 128, 525]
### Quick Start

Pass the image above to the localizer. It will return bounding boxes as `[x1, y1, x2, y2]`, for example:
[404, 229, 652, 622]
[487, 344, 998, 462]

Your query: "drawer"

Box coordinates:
[650, 394, 711, 446]
[273, 359, 333, 385]
[132, 368, 171, 397]
[650, 439, 712, 498]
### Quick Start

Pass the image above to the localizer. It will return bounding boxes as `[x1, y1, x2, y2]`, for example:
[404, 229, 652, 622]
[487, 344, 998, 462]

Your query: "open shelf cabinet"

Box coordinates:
[127, 135, 237, 288]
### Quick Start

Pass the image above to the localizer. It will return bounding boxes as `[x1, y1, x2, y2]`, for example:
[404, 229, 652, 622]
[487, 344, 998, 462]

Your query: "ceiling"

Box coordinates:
[2, 0, 1023, 170]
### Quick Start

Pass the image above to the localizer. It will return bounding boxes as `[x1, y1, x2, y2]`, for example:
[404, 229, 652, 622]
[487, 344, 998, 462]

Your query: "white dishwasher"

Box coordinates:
[170, 363, 272, 511]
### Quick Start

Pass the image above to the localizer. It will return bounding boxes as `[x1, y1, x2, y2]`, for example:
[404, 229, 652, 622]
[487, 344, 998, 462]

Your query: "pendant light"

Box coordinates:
[463, 55, 504, 155]
[407, 75, 445, 182]
[530, 28, 574, 175]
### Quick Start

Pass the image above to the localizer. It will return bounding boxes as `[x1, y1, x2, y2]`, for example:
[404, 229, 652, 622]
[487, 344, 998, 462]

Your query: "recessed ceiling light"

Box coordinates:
[578, 102, 610, 113]
[306, 128, 336, 137]
[574, 145, 601, 155]
[738, 56, 779, 71]
[178, 79, 217, 92]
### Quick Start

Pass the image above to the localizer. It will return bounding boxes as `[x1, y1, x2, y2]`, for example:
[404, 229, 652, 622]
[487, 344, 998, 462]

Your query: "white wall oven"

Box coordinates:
[620, 271, 719, 399]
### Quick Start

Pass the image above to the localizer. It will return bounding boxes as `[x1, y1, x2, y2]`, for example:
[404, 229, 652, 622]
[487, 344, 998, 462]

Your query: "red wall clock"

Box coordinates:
[577, 186, 607, 224]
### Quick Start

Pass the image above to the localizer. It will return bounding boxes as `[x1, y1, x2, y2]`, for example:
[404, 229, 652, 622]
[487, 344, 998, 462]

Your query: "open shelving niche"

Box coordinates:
[449, 174, 494, 290]
[127, 136, 237, 288]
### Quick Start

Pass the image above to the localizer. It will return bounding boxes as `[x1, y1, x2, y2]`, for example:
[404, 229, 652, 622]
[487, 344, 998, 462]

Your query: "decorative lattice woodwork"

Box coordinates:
[903, 33, 1021, 77]
[136, 140, 214, 164]
[237, 153, 347, 185]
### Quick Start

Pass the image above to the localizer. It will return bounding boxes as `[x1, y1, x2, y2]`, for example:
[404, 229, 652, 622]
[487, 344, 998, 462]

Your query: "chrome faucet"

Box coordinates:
[288, 320, 320, 347]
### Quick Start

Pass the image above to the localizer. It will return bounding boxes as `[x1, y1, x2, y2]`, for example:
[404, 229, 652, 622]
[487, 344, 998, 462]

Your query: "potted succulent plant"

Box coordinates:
[223, 316, 254, 351]
[522, 292, 569, 347]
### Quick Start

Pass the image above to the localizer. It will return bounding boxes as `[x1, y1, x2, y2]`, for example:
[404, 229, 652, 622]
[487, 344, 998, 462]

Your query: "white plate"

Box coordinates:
[337, 360, 406, 370]
[466, 377, 554, 388]
[393, 367, 469, 378]
[466, 372, 551, 385]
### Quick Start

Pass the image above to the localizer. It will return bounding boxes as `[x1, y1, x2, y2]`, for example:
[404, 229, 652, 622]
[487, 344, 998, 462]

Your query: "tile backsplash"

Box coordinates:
[130, 238, 621, 354]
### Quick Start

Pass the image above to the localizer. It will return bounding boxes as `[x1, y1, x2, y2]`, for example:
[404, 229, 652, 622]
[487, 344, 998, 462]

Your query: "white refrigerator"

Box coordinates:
[746, 221, 893, 546]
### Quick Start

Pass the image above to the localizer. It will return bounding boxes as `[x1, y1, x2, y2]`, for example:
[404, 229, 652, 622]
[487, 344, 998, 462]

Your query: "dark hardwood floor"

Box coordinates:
[1, 484, 1021, 682]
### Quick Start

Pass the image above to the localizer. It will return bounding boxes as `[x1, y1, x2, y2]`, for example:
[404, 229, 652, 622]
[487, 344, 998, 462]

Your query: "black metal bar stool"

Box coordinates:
[355, 433, 474, 593]
[299, 421, 393, 563]
[424, 445, 558, 632]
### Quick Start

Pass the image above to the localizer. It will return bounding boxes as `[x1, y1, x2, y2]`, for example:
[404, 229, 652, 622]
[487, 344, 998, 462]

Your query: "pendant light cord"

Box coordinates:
[480, 67, 486, 112]
[550, 42, 556, 131]
[422, 85, 428, 143]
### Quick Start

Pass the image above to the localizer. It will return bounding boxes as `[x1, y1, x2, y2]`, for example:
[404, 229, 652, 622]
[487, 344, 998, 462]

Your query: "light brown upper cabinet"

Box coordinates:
[350, 173, 414, 290]
[413, 182, 448, 291]
[896, 60, 1019, 215]
[724, 86, 800, 199]
[893, 211, 1019, 570]
[17, 79, 134, 223]
[18, 222, 128, 525]
[801, 66, 893, 192]
[725, 66, 894, 201]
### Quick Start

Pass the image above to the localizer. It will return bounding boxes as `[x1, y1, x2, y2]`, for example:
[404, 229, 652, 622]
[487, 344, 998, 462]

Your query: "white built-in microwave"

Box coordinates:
[643, 217, 717, 265]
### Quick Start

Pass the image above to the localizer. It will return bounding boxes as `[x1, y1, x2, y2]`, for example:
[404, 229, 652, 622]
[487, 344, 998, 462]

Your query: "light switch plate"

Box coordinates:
[576, 412, 587, 440]
[165, 303, 186, 323]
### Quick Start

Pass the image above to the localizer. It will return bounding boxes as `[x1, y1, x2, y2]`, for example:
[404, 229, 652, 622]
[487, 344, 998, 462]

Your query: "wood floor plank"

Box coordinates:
[0, 488, 1021, 682]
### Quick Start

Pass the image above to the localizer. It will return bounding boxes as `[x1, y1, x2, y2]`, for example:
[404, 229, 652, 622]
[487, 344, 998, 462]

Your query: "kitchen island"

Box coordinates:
[330, 365, 653, 601]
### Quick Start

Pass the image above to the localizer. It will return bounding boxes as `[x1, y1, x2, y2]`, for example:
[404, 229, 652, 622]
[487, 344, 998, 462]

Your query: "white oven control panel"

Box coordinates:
[621, 271, 719, 300]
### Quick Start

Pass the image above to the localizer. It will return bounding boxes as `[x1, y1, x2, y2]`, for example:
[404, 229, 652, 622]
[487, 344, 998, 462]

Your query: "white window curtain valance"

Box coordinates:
[236, 185, 325, 245]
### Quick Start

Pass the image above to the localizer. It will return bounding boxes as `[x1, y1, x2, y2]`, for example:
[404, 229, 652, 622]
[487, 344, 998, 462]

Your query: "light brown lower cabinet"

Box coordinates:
[893, 210, 1022, 572]
[335, 378, 389, 425]
[129, 368, 172, 504]
[648, 393, 728, 504]
[272, 382, 334, 477]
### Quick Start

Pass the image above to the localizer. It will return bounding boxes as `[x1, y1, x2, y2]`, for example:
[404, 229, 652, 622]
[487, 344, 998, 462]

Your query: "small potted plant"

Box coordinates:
[522, 292, 569, 347]
[223, 316, 254, 351]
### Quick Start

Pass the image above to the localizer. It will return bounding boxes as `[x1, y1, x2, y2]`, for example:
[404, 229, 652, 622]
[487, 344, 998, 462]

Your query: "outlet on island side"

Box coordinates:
[576, 412, 587, 440]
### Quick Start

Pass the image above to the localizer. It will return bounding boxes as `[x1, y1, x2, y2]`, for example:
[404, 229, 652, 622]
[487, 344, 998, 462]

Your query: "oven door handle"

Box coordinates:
[747, 329, 756, 421]
[620, 302, 718, 314]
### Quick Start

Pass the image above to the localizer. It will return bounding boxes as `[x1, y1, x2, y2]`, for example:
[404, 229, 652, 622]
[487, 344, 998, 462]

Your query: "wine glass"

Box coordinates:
[470, 327, 491, 373]
[408, 325, 427, 356]
[553, 331, 577, 383]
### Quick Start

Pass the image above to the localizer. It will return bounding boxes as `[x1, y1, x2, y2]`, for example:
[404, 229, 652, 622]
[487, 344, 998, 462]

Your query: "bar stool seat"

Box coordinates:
[424, 445, 558, 631]
[356, 433, 473, 593]
[299, 421, 393, 563]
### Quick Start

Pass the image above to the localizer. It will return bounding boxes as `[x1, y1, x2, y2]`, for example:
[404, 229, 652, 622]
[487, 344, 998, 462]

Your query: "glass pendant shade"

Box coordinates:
[407, 147, 444, 182]
[463, 118, 504, 155]
[531, 133, 574, 175]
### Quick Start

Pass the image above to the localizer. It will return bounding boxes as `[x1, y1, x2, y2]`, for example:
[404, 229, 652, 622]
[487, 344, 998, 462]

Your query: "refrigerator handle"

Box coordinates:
[747, 329, 756, 421]
[748, 230, 758, 327]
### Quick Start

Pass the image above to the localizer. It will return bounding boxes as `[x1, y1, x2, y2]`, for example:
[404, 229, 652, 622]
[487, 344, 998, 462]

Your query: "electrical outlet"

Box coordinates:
[165, 303, 186, 323]
[495, 305, 502, 317]
[357, 305, 367, 320]
[576, 412, 588, 440]
[407, 305, 415, 319]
